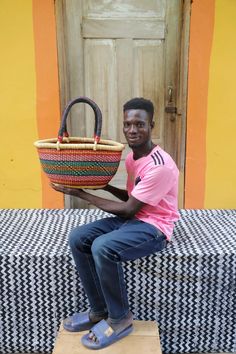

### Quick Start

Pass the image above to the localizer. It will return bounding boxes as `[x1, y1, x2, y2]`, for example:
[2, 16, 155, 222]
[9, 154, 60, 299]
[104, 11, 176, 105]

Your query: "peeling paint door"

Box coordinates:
[56, 0, 190, 208]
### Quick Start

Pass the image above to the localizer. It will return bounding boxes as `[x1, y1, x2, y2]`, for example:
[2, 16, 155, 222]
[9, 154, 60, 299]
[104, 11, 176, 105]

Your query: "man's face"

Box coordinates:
[123, 109, 153, 148]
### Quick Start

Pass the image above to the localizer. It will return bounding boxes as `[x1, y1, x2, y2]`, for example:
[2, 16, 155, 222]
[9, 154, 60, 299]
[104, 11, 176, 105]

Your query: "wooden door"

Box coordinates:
[56, 0, 190, 208]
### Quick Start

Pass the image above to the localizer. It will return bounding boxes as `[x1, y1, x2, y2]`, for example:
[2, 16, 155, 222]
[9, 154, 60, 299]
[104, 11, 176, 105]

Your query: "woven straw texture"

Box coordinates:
[34, 97, 124, 188]
[37, 143, 123, 188]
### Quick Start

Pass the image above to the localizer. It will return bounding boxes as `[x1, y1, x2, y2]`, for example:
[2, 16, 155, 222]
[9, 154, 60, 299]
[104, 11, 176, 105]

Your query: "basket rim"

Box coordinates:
[34, 137, 125, 151]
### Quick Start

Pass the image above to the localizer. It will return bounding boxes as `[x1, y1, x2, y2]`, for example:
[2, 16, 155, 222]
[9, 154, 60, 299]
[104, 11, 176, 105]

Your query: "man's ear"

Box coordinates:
[150, 120, 155, 129]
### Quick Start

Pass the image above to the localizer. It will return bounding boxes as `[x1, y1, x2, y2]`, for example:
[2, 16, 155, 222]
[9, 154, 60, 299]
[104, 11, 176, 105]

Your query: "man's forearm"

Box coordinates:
[103, 184, 129, 201]
[77, 190, 130, 217]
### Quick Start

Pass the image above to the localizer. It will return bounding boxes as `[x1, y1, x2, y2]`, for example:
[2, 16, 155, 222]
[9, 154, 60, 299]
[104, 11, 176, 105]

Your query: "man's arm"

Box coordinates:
[103, 184, 129, 201]
[52, 184, 144, 219]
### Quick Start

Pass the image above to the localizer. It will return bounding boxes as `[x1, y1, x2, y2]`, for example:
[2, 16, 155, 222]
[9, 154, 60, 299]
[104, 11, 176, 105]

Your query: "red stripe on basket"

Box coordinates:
[39, 154, 122, 163]
[38, 150, 122, 162]
[49, 175, 111, 186]
[41, 163, 118, 171]
[50, 175, 110, 181]
[39, 149, 120, 154]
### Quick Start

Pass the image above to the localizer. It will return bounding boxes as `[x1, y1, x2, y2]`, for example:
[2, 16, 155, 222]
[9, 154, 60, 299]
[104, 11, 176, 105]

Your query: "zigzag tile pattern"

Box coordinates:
[0, 209, 236, 353]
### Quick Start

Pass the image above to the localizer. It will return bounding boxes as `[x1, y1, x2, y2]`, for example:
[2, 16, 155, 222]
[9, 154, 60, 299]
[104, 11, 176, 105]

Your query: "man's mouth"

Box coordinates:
[127, 136, 139, 142]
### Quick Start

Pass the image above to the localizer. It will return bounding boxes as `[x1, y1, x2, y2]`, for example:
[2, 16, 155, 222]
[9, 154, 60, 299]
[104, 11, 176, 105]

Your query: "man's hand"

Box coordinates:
[51, 183, 86, 198]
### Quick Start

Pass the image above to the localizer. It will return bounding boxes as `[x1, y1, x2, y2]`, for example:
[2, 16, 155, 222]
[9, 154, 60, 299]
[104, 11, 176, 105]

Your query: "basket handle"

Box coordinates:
[57, 97, 102, 146]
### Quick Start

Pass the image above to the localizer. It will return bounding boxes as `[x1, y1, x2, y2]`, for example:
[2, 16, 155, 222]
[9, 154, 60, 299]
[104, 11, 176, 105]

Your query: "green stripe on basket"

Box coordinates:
[43, 169, 116, 176]
[40, 159, 119, 167]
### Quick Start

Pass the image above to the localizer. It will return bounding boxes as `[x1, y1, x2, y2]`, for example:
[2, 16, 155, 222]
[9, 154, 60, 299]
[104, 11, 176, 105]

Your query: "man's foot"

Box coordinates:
[81, 311, 133, 349]
[63, 311, 107, 332]
[107, 310, 133, 334]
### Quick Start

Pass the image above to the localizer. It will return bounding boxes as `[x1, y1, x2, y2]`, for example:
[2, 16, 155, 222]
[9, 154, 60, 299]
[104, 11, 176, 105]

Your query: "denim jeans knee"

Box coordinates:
[69, 225, 94, 254]
[68, 227, 82, 251]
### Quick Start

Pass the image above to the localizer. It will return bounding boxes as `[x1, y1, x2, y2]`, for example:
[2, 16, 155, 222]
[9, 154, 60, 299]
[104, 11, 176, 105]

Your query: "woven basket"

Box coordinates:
[34, 97, 124, 189]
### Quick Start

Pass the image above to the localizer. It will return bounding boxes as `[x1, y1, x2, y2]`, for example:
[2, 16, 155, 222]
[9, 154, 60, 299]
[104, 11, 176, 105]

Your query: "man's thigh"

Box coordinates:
[93, 219, 166, 262]
[70, 216, 126, 245]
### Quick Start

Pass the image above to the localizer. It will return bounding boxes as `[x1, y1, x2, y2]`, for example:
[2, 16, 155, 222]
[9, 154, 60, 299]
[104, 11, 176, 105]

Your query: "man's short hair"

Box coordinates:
[123, 97, 154, 120]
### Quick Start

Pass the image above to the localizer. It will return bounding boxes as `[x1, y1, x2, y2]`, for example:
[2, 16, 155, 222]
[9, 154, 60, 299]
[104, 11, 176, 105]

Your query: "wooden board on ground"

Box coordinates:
[53, 320, 162, 354]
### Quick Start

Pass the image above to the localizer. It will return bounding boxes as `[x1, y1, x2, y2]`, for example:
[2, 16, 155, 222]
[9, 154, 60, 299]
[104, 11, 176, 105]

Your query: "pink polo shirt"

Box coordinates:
[126, 145, 179, 241]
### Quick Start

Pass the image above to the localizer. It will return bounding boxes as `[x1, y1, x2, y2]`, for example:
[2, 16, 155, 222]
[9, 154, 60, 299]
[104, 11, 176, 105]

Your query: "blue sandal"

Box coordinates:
[63, 312, 96, 332]
[81, 319, 133, 349]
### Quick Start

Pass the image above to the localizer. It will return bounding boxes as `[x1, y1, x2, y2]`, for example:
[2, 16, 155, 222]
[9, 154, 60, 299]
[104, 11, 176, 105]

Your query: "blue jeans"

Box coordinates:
[69, 216, 166, 322]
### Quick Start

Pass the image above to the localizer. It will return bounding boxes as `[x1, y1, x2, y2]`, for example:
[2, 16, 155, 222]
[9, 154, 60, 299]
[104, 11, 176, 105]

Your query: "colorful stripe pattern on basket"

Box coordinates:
[38, 148, 122, 188]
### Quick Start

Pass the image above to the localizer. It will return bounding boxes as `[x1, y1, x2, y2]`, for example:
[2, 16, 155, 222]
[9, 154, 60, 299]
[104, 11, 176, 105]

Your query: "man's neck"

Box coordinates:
[132, 142, 156, 160]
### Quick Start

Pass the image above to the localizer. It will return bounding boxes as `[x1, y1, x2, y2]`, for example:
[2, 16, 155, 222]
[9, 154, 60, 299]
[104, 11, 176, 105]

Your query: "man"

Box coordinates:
[52, 97, 179, 349]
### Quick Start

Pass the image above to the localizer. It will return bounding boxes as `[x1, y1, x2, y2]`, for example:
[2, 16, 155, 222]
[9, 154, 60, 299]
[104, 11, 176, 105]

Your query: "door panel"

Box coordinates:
[83, 19, 165, 39]
[132, 40, 164, 146]
[83, 0, 165, 19]
[84, 39, 118, 140]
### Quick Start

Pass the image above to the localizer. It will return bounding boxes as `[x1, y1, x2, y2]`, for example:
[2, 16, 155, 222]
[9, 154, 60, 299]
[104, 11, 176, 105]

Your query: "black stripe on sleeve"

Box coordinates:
[151, 154, 157, 165]
[152, 153, 161, 165]
[155, 151, 165, 165]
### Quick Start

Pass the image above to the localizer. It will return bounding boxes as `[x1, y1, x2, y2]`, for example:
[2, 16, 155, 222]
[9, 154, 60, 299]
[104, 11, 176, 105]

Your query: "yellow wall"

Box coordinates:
[204, 0, 236, 208]
[0, 1, 41, 207]
[0, 0, 235, 209]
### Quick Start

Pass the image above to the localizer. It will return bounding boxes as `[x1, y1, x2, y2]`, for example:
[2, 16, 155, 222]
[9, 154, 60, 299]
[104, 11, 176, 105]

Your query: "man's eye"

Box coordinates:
[137, 123, 144, 128]
[123, 123, 129, 128]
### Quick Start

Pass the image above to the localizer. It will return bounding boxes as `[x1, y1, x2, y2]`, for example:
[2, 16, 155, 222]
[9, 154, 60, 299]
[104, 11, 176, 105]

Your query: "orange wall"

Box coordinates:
[185, 0, 215, 208]
[32, 0, 63, 208]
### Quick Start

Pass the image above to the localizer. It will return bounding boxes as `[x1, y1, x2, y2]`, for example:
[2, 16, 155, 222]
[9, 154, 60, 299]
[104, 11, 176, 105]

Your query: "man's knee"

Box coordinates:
[91, 237, 104, 257]
[68, 226, 85, 250]
[91, 236, 120, 262]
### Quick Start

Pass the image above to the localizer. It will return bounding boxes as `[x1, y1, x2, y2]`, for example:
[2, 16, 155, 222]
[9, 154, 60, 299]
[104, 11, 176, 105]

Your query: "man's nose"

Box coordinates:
[129, 124, 137, 133]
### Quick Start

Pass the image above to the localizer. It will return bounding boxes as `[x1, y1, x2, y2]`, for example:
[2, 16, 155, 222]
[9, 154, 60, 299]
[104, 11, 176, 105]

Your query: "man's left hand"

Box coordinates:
[51, 183, 86, 198]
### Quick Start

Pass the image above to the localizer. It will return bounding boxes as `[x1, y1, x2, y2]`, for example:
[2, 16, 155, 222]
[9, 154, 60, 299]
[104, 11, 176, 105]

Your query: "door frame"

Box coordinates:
[55, 0, 191, 208]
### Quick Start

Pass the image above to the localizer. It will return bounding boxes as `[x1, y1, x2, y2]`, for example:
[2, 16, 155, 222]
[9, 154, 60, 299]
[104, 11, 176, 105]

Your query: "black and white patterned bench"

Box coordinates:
[0, 209, 236, 354]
